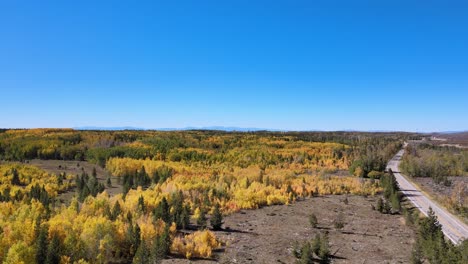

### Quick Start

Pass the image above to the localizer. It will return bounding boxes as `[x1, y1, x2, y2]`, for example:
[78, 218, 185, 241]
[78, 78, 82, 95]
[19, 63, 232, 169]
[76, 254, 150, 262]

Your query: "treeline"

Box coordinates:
[0, 129, 410, 170]
[374, 171, 401, 214]
[349, 139, 402, 178]
[400, 144, 468, 184]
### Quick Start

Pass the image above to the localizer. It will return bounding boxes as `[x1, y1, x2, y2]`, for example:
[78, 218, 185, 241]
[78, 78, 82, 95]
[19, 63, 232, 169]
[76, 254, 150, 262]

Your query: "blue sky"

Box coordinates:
[1, 1, 467, 132]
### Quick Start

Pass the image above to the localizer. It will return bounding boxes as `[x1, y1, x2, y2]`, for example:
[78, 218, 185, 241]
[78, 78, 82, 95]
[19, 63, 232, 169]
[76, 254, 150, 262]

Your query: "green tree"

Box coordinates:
[11, 168, 20, 185]
[299, 242, 313, 264]
[376, 197, 384, 213]
[390, 193, 401, 212]
[127, 224, 141, 258]
[111, 201, 121, 221]
[133, 242, 150, 264]
[36, 225, 49, 264]
[138, 195, 146, 214]
[210, 203, 223, 230]
[151, 226, 171, 262]
[334, 212, 345, 230]
[318, 233, 330, 263]
[309, 213, 318, 228]
[154, 197, 170, 224]
[197, 208, 207, 229]
[311, 233, 321, 256]
[181, 204, 191, 230]
[45, 233, 61, 264]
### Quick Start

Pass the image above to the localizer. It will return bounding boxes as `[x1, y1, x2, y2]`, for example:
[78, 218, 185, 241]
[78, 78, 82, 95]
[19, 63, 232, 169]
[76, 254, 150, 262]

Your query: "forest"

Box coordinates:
[0, 129, 410, 263]
[400, 143, 468, 182]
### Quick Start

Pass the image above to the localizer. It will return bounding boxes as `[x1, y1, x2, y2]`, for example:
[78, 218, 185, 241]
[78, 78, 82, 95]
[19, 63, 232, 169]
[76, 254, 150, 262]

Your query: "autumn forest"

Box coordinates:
[0, 129, 462, 263]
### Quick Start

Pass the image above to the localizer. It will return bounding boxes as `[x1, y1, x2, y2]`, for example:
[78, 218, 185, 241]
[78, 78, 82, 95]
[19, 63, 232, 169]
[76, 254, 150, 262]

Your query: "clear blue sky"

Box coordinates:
[1, 1, 467, 132]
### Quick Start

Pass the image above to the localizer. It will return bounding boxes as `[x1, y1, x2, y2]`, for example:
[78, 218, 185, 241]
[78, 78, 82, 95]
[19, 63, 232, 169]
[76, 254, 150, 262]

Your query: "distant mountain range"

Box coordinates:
[73, 126, 285, 132]
[72, 127, 467, 133]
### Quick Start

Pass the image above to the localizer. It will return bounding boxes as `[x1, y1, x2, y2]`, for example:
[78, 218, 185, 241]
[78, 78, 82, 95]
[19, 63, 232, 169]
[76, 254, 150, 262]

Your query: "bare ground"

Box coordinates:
[412, 176, 468, 223]
[413, 177, 468, 198]
[164, 195, 415, 264]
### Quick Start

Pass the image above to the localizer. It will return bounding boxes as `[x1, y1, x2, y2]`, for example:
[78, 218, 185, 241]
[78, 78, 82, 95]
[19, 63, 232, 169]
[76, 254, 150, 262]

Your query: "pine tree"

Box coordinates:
[111, 201, 122, 220]
[181, 204, 191, 229]
[383, 199, 391, 214]
[128, 224, 141, 257]
[154, 197, 170, 224]
[197, 208, 207, 229]
[334, 212, 345, 230]
[211, 203, 223, 230]
[36, 225, 49, 264]
[376, 197, 384, 213]
[11, 168, 20, 185]
[151, 226, 171, 262]
[300, 242, 313, 264]
[45, 233, 61, 264]
[311, 233, 321, 256]
[138, 195, 146, 214]
[133, 241, 150, 264]
[309, 213, 318, 228]
[391, 192, 401, 212]
[318, 232, 330, 263]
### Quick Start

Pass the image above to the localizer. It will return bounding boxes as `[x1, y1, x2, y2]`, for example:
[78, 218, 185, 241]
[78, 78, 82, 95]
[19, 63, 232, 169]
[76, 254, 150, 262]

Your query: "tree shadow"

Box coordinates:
[222, 226, 259, 235]
[341, 230, 378, 237]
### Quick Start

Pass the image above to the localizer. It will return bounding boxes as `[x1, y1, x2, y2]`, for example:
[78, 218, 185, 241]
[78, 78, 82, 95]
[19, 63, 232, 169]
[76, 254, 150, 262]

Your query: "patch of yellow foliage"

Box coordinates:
[171, 230, 221, 259]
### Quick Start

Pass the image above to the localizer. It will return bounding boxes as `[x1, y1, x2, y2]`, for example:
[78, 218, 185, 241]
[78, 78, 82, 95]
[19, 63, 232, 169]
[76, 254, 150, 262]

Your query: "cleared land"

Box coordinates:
[26, 159, 123, 201]
[430, 132, 468, 148]
[163, 195, 415, 264]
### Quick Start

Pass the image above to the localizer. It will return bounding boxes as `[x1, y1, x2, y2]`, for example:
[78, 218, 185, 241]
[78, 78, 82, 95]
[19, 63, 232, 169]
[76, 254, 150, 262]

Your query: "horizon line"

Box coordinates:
[1, 126, 466, 134]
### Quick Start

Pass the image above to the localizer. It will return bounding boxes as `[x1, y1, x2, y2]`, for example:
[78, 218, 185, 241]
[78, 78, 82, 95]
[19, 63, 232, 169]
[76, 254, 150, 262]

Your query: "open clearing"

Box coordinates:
[164, 195, 415, 264]
[26, 159, 123, 202]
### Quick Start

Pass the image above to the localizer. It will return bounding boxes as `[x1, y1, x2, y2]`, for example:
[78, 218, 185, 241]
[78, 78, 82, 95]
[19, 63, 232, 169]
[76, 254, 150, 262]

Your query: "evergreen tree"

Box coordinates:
[181, 204, 191, 229]
[299, 242, 313, 264]
[154, 197, 170, 224]
[383, 200, 391, 214]
[36, 225, 49, 264]
[11, 168, 20, 185]
[197, 208, 207, 229]
[318, 233, 330, 263]
[45, 233, 61, 264]
[171, 192, 184, 229]
[311, 233, 321, 256]
[334, 212, 345, 230]
[376, 197, 384, 213]
[211, 203, 223, 230]
[390, 192, 401, 212]
[133, 241, 150, 264]
[138, 195, 146, 214]
[309, 213, 318, 228]
[151, 226, 171, 262]
[122, 182, 130, 199]
[111, 201, 122, 220]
